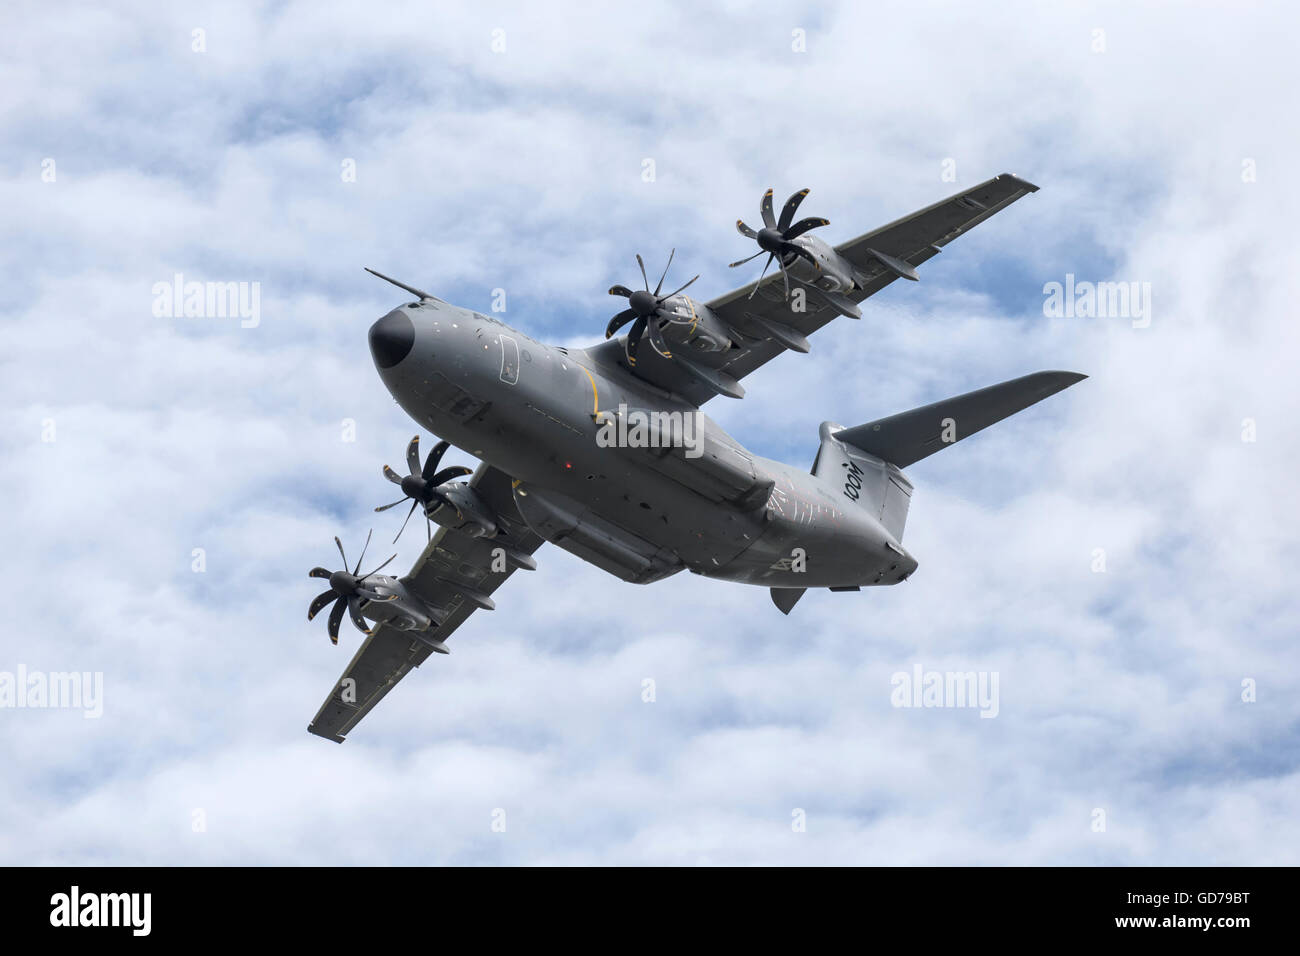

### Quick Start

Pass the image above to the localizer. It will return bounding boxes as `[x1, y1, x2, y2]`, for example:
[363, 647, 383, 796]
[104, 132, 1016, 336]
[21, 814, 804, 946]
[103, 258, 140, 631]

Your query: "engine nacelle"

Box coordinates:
[355, 575, 440, 631]
[657, 295, 733, 354]
[427, 482, 498, 537]
[785, 235, 857, 293]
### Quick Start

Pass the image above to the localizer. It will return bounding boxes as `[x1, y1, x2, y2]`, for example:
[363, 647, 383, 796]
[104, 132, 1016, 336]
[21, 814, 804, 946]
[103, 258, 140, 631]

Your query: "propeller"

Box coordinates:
[306, 530, 398, 645]
[731, 187, 829, 299]
[374, 435, 474, 542]
[606, 248, 699, 366]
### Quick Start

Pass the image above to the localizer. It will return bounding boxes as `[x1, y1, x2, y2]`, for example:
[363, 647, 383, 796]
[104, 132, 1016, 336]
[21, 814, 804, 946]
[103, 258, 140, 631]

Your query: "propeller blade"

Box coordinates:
[778, 257, 791, 299]
[608, 284, 634, 298]
[625, 315, 647, 365]
[422, 439, 450, 480]
[736, 219, 758, 239]
[405, 436, 421, 477]
[661, 274, 698, 300]
[653, 247, 675, 296]
[362, 553, 397, 578]
[783, 216, 829, 240]
[308, 589, 337, 620]
[347, 596, 371, 635]
[352, 528, 372, 575]
[646, 318, 672, 358]
[747, 254, 776, 299]
[606, 308, 637, 339]
[636, 254, 650, 292]
[375, 498, 407, 512]
[354, 586, 392, 602]
[760, 188, 776, 228]
[327, 597, 346, 644]
[309, 567, 332, 579]
[429, 465, 473, 485]
[729, 250, 765, 268]
[334, 536, 348, 570]
[777, 189, 810, 232]
[394, 500, 418, 543]
[383, 464, 404, 486]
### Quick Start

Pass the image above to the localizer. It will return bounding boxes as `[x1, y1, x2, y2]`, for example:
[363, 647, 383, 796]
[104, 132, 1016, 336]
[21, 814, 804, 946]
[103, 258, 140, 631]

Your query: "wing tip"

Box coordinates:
[307, 724, 346, 744]
[1043, 369, 1088, 385]
[1021, 370, 1088, 399]
[998, 172, 1041, 192]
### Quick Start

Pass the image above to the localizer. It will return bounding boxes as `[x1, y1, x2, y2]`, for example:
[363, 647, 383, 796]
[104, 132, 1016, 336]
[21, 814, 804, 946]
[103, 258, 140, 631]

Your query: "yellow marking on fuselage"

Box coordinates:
[579, 363, 600, 415]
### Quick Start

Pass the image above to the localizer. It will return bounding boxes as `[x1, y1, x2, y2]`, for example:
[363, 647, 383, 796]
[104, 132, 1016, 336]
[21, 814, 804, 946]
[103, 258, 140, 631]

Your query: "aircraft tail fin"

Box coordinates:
[813, 424, 915, 541]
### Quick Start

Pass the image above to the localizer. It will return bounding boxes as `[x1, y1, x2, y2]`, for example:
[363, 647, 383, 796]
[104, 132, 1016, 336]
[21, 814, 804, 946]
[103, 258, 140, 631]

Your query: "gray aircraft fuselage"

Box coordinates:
[367, 299, 917, 591]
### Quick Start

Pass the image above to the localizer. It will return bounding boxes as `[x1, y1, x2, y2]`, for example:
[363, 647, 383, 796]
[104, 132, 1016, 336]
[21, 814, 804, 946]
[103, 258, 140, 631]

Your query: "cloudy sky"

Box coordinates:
[3, 0, 1297, 864]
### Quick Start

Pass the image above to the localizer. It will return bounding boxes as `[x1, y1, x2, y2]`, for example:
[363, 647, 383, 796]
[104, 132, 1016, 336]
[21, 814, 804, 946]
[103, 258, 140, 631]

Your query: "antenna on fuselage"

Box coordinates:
[364, 267, 436, 302]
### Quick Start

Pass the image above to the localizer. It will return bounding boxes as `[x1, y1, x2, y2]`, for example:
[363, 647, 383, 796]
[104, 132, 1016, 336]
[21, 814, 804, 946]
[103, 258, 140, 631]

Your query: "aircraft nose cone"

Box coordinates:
[369, 309, 414, 369]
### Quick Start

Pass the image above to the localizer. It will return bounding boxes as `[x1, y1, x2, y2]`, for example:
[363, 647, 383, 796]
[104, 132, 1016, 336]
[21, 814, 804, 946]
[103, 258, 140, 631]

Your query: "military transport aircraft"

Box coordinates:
[306, 173, 1085, 742]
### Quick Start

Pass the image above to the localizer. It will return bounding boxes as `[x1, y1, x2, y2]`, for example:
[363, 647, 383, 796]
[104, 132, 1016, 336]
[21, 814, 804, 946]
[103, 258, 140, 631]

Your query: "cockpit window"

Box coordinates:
[499, 335, 520, 385]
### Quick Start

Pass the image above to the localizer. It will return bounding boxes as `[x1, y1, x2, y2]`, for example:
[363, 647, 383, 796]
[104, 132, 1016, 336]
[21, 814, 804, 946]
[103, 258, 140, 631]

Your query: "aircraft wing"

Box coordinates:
[307, 463, 543, 743]
[588, 173, 1039, 406]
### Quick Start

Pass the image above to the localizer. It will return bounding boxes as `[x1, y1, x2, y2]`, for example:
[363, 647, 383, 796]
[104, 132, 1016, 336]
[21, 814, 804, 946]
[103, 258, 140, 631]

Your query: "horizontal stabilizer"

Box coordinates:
[836, 371, 1086, 468]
